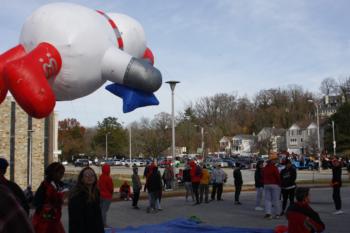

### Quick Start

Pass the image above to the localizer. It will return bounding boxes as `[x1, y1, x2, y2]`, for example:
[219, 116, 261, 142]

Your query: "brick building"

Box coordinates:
[0, 96, 58, 190]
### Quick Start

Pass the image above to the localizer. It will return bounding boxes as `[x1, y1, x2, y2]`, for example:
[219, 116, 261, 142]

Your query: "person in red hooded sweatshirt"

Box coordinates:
[263, 153, 281, 219]
[98, 164, 114, 227]
[287, 187, 325, 233]
[189, 160, 202, 205]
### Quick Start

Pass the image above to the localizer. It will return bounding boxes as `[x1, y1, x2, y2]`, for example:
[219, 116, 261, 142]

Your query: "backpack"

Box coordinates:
[195, 165, 202, 177]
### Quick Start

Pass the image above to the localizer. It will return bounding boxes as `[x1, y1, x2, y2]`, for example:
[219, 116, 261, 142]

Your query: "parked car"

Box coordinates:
[222, 158, 236, 168]
[104, 159, 116, 166]
[292, 158, 318, 170]
[74, 159, 89, 167]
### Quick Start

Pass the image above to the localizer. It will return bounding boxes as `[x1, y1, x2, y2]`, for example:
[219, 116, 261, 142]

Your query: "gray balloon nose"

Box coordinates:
[123, 58, 162, 92]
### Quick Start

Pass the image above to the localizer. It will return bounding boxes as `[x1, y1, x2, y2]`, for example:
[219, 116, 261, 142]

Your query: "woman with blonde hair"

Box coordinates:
[68, 167, 104, 233]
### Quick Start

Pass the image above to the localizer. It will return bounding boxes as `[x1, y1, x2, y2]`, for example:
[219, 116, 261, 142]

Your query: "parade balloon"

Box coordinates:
[0, 2, 162, 118]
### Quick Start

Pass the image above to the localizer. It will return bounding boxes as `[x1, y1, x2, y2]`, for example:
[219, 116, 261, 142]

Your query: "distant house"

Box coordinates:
[231, 134, 257, 154]
[319, 94, 346, 118]
[219, 136, 231, 153]
[257, 127, 286, 153]
[286, 122, 324, 155]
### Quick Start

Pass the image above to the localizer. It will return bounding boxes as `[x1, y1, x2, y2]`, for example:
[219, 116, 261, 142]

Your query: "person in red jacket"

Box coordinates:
[189, 160, 202, 205]
[287, 187, 325, 233]
[32, 162, 67, 233]
[263, 154, 281, 219]
[119, 181, 131, 200]
[98, 164, 114, 227]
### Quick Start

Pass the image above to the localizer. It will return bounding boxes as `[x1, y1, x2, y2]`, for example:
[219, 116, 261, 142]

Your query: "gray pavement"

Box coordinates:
[62, 186, 350, 233]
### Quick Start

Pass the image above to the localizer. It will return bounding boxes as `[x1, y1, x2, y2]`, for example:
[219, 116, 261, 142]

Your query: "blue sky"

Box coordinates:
[1, 0, 350, 127]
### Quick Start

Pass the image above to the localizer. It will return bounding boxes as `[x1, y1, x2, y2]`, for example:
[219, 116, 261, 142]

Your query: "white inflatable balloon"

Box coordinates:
[0, 2, 162, 118]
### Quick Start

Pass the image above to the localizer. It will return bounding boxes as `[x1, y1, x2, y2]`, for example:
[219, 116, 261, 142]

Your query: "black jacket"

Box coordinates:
[254, 168, 264, 188]
[0, 176, 30, 215]
[332, 166, 342, 187]
[182, 169, 191, 182]
[280, 167, 297, 189]
[68, 190, 104, 233]
[146, 170, 162, 193]
[233, 168, 243, 186]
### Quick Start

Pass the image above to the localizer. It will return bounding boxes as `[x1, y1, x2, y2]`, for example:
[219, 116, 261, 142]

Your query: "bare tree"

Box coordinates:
[338, 76, 350, 102]
[320, 77, 338, 95]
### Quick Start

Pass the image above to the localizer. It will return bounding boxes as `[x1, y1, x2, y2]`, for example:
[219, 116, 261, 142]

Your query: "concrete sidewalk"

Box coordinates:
[61, 186, 349, 233]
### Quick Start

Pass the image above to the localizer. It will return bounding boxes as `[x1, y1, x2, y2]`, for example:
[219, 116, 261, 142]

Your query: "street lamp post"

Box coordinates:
[308, 99, 321, 171]
[194, 125, 205, 158]
[332, 120, 336, 156]
[105, 132, 110, 160]
[166, 81, 180, 159]
[129, 125, 132, 164]
[201, 127, 204, 158]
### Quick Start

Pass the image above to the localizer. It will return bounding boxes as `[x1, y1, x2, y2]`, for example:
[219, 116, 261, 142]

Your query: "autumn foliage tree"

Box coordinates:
[58, 118, 86, 161]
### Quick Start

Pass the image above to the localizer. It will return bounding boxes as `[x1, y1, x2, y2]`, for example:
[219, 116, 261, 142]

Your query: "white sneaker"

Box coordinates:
[255, 206, 264, 211]
[333, 210, 344, 215]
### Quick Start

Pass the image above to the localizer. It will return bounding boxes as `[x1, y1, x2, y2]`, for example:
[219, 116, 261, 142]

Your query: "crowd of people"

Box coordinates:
[0, 153, 345, 233]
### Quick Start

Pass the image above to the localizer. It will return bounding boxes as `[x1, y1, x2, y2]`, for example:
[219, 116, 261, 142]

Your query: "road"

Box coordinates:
[61, 186, 350, 233]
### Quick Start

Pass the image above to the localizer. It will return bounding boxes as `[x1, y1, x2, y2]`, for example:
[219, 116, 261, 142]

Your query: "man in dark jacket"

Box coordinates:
[146, 166, 162, 213]
[0, 184, 34, 233]
[233, 163, 243, 204]
[280, 159, 297, 215]
[0, 158, 30, 215]
[254, 160, 264, 210]
[287, 187, 325, 233]
[331, 157, 343, 215]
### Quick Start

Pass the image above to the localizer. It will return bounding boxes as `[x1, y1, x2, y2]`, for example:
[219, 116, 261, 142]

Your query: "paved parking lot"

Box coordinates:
[61, 186, 349, 233]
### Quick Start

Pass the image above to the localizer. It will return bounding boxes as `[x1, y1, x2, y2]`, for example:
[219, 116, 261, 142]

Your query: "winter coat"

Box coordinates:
[211, 168, 227, 184]
[200, 168, 210, 185]
[182, 169, 192, 182]
[132, 173, 142, 192]
[119, 182, 131, 194]
[32, 181, 65, 233]
[0, 175, 30, 214]
[0, 184, 34, 233]
[254, 168, 264, 188]
[233, 168, 243, 186]
[190, 162, 201, 183]
[163, 167, 174, 180]
[287, 202, 325, 233]
[146, 169, 162, 193]
[280, 167, 297, 189]
[263, 163, 281, 186]
[68, 189, 104, 233]
[98, 164, 114, 200]
[332, 165, 342, 187]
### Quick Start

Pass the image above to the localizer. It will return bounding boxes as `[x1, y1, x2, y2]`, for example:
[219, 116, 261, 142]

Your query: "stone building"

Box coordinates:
[0, 96, 58, 190]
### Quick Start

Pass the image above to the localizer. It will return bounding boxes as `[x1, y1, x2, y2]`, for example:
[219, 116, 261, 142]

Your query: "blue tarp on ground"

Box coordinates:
[105, 218, 274, 233]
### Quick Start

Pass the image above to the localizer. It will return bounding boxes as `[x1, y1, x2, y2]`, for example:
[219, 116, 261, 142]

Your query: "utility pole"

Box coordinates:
[332, 121, 336, 156]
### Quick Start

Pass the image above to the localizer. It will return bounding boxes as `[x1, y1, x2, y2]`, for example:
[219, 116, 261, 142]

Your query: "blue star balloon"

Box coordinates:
[106, 83, 159, 113]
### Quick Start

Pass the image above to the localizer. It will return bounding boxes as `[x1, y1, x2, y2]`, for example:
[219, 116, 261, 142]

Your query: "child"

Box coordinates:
[119, 181, 131, 200]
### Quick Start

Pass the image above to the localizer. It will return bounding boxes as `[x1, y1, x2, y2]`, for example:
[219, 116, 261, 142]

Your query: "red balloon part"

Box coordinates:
[143, 47, 154, 65]
[4, 42, 62, 118]
[0, 45, 26, 103]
